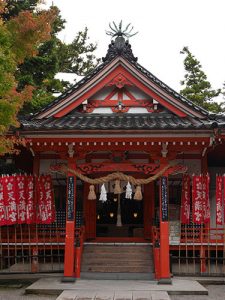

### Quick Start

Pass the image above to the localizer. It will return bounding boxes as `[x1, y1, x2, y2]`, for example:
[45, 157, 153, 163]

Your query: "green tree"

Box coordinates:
[0, 0, 56, 154]
[3, 1, 100, 114]
[180, 46, 222, 113]
[1, 0, 39, 21]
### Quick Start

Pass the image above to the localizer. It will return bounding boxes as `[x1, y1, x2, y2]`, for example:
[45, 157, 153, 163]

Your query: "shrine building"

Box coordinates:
[1, 29, 225, 282]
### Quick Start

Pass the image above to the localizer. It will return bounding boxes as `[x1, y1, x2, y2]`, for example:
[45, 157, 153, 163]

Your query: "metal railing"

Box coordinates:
[0, 224, 65, 273]
[152, 224, 225, 276]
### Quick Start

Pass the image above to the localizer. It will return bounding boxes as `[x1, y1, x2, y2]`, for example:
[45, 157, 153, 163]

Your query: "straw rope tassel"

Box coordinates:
[134, 185, 142, 201]
[114, 179, 122, 194]
[88, 184, 96, 200]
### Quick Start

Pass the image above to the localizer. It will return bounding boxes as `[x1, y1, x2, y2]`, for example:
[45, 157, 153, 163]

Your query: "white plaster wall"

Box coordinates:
[91, 107, 113, 114]
[128, 107, 149, 113]
[89, 87, 113, 100]
[91, 107, 149, 114]
[111, 93, 118, 100]
[127, 86, 149, 99]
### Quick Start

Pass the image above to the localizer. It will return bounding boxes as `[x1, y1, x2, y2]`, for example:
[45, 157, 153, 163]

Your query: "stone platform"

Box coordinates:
[25, 277, 208, 300]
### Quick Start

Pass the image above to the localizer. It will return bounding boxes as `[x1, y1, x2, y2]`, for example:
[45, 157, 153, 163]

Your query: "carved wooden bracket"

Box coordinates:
[77, 162, 161, 175]
[107, 73, 133, 89]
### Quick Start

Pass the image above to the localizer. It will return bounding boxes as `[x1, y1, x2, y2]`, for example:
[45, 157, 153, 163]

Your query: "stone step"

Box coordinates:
[82, 254, 152, 260]
[83, 251, 152, 255]
[84, 246, 152, 251]
[81, 244, 153, 274]
[81, 265, 153, 273]
[82, 260, 153, 266]
[80, 272, 155, 280]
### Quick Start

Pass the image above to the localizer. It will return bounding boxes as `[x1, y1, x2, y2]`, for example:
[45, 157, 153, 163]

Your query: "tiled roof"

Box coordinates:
[21, 112, 224, 131]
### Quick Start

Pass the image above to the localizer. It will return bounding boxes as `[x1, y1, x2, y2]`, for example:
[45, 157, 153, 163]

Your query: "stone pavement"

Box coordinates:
[25, 278, 208, 300]
[56, 290, 170, 300]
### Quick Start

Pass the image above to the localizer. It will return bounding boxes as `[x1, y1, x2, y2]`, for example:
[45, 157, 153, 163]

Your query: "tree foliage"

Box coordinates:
[0, 0, 56, 155]
[1, 0, 39, 21]
[7, 2, 100, 114]
[0, 0, 100, 154]
[180, 46, 222, 113]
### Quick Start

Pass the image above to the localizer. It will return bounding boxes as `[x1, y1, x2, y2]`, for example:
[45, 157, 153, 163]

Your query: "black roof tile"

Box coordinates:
[20, 111, 225, 131]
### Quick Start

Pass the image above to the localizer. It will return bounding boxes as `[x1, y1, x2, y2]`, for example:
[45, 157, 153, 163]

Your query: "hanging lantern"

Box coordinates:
[109, 212, 114, 218]
[88, 184, 96, 200]
[99, 184, 107, 202]
[134, 185, 142, 201]
[125, 182, 132, 199]
[133, 212, 138, 218]
[114, 179, 122, 194]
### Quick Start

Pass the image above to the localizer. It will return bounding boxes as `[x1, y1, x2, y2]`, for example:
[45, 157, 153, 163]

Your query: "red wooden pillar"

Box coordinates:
[63, 159, 76, 281]
[159, 176, 171, 284]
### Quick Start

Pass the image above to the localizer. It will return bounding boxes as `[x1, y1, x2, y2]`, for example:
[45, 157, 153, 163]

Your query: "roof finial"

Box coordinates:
[106, 21, 138, 39]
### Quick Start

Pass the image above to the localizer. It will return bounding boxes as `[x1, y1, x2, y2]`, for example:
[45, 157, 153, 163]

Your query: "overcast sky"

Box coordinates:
[45, 0, 225, 100]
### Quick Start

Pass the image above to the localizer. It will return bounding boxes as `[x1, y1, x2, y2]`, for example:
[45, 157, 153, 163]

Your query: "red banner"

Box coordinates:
[44, 175, 55, 224]
[0, 177, 6, 226]
[37, 176, 46, 224]
[192, 175, 203, 224]
[15, 175, 27, 224]
[202, 175, 210, 223]
[0, 174, 55, 226]
[180, 174, 191, 224]
[37, 175, 55, 224]
[26, 175, 35, 224]
[216, 175, 223, 225]
[3, 176, 17, 225]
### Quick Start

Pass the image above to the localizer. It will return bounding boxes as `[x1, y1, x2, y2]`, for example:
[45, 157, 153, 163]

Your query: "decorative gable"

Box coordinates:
[81, 76, 163, 114]
[34, 35, 209, 120]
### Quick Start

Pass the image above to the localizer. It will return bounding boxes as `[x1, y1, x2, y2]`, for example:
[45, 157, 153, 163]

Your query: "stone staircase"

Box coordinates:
[81, 243, 154, 279]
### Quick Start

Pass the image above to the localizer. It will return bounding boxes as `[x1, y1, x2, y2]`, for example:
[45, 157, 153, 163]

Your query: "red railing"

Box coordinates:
[180, 226, 225, 243]
[0, 225, 66, 246]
